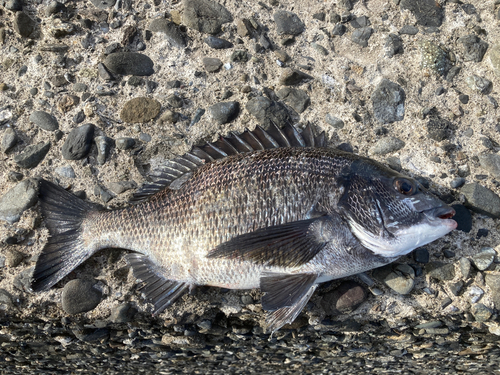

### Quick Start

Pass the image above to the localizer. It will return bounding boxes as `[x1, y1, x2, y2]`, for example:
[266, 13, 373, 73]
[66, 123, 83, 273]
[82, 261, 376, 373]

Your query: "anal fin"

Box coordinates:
[126, 253, 189, 315]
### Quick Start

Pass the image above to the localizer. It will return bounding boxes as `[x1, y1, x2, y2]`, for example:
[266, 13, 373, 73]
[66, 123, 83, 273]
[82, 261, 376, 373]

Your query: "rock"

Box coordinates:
[384, 264, 415, 295]
[472, 303, 492, 322]
[0, 179, 38, 224]
[369, 137, 405, 155]
[236, 18, 252, 38]
[469, 286, 484, 303]
[94, 184, 113, 203]
[385, 34, 404, 58]
[230, 50, 249, 63]
[1, 128, 18, 153]
[208, 101, 239, 124]
[465, 75, 492, 94]
[325, 114, 344, 129]
[426, 117, 451, 141]
[400, 0, 443, 27]
[148, 18, 187, 48]
[351, 27, 373, 47]
[460, 183, 500, 218]
[89, 0, 115, 9]
[189, 109, 205, 127]
[459, 257, 471, 280]
[45, 1, 66, 16]
[5, 0, 23, 11]
[103, 53, 154, 76]
[55, 165, 76, 179]
[276, 87, 310, 113]
[419, 40, 450, 76]
[95, 136, 112, 165]
[202, 57, 223, 72]
[273, 10, 304, 35]
[399, 25, 419, 35]
[115, 137, 135, 150]
[414, 248, 429, 263]
[159, 110, 180, 124]
[471, 248, 496, 271]
[204, 36, 232, 49]
[478, 153, 500, 178]
[449, 281, 463, 296]
[350, 16, 371, 29]
[5, 249, 24, 268]
[278, 68, 313, 85]
[489, 44, 500, 78]
[245, 96, 294, 128]
[458, 35, 488, 63]
[120, 97, 161, 123]
[14, 12, 36, 38]
[485, 274, 500, 309]
[338, 0, 352, 11]
[451, 204, 472, 233]
[108, 181, 137, 195]
[62, 124, 95, 160]
[182, 0, 233, 35]
[14, 142, 50, 169]
[425, 262, 455, 281]
[109, 303, 137, 323]
[61, 280, 102, 315]
[29, 111, 59, 131]
[48, 19, 76, 38]
[312, 43, 328, 56]
[0, 289, 14, 309]
[331, 24, 346, 36]
[371, 79, 405, 124]
[450, 177, 465, 189]
[321, 281, 367, 314]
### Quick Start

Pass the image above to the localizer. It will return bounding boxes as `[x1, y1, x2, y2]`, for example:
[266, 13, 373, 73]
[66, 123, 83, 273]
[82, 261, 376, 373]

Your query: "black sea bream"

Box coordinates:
[31, 123, 457, 332]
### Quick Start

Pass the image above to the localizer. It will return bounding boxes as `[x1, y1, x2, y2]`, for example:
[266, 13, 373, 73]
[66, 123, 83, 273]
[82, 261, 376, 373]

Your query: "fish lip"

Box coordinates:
[423, 206, 457, 229]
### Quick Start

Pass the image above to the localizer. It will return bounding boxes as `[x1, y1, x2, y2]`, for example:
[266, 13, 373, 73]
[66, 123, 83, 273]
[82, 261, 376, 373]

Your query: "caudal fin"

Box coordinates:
[31, 180, 100, 292]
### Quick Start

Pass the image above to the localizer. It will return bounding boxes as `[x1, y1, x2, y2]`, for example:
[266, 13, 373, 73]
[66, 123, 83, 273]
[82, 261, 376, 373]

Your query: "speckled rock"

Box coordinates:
[182, 0, 233, 35]
[369, 137, 405, 155]
[148, 18, 187, 48]
[419, 40, 450, 76]
[103, 53, 154, 76]
[61, 124, 95, 160]
[208, 101, 239, 124]
[276, 87, 310, 113]
[0, 179, 38, 224]
[371, 79, 405, 124]
[29, 111, 59, 131]
[120, 97, 161, 123]
[472, 303, 492, 322]
[426, 117, 451, 141]
[61, 279, 102, 315]
[471, 248, 496, 271]
[274, 10, 304, 35]
[400, 0, 443, 27]
[461, 183, 500, 218]
[14, 142, 51, 169]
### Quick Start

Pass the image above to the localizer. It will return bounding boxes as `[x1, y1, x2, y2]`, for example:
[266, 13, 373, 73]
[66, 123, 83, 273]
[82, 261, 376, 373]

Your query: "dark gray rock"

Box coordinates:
[278, 68, 313, 85]
[208, 101, 240, 124]
[5, 0, 23, 11]
[471, 248, 496, 271]
[14, 142, 50, 168]
[371, 79, 405, 124]
[325, 114, 344, 129]
[189, 108, 205, 127]
[95, 136, 112, 165]
[62, 124, 95, 160]
[230, 50, 249, 63]
[311, 43, 328, 56]
[449, 281, 463, 296]
[351, 27, 373, 47]
[4, 248, 24, 268]
[148, 18, 187, 48]
[276, 87, 310, 113]
[29, 111, 59, 131]
[321, 281, 367, 314]
[450, 177, 466, 189]
[350, 16, 370, 28]
[0, 179, 38, 224]
[0, 289, 14, 310]
[458, 35, 488, 63]
[451, 204, 472, 233]
[14, 12, 36, 38]
[202, 57, 222, 72]
[331, 24, 346, 36]
[109, 303, 137, 323]
[89, 0, 115, 9]
[414, 248, 429, 263]
[399, 25, 419, 35]
[61, 279, 102, 315]
[459, 257, 471, 279]
[425, 262, 455, 281]
[466, 75, 492, 94]
[246, 96, 294, 128]
[98, 62, 114, 80]
[478, 153, 500, 178]
[182, 0, 233, 35]
[1, 128, 18, 153]
[103, 52, 154, 76]
[94, 184, 113, 203]
[385, 33, 404, 57]
[73, 111, 85, 124]
[400, 0, 443, 27]
[115, 137, 135, 150]
[274, 10, 304, 35]
[45, 1, 66, 16]
[427, 117, 451, 141]
[204, 36, 233, 49]
[461, 183, 500, 218]
[419, 40, 450, 76]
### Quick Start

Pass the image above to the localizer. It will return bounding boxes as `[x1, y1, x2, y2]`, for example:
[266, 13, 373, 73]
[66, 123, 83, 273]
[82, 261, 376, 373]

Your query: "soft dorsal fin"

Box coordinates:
[132, 123, 325, 202]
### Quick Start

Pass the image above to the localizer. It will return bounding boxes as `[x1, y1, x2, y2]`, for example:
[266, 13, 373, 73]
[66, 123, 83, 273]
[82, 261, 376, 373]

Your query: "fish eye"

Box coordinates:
[394, 178, 416, 195]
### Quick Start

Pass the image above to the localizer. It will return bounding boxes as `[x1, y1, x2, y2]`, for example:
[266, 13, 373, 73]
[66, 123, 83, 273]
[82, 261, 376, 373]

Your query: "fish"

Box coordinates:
[30, 123, 457, 332]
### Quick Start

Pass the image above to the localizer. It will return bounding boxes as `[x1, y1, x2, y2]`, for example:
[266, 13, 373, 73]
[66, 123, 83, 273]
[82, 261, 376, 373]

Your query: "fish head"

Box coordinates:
[337, 158, 457, 258]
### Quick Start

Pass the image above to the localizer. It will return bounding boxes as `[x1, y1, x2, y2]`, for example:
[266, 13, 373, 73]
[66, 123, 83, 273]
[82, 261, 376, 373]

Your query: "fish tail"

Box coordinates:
[31, 180, 101, 292]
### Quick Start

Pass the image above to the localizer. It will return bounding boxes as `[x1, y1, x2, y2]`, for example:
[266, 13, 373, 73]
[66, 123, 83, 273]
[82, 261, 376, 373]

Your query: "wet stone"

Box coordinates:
[461, 183, 500, 218]
[61, 279, 102, 315]
[351, 27, 373, 47]
[385, 33, 404, 57]
[466, 75, 492, 94]
[29, 111, 59, 131]
[14, 142, 51, 169]
[458, 35, 488, 63]
[120, 97, 161, 123]
[325, 114, 344, 129]
[321, 281, 367, 314]
[471, 248, 496, 271]
[208, 101, 239, 124]
[451, 204, 472, 233]
[278, 68, 313, 85]
[472, 303, 492, 322]
[0, 179, 38, 224]
[274, 10, 305, 35]
[369, 137, 405, 155]
[103, 53, 154, 76]
[203, 57, 222, 72]
[62, 124, 95, 160]
[14, 12, 36, 38]
[371, 79, 405, 123]
[204, 36, 232, 49]
[182, 0, 233, 35]
[400, 0, 443, 27]
[148, 18, 187, 48]
[425, 262, 455, 281]
[276, 87, 310, 113]
[115, 137, 135, 150]
[1, 128, 18, 153]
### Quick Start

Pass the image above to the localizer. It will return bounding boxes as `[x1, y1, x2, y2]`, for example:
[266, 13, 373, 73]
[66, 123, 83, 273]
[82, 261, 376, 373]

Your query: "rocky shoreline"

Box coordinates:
[1, 0, 500, 372]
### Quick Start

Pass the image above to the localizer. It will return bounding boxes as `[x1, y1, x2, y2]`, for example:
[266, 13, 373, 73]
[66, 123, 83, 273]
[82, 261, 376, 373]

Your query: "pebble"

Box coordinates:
[477, 228, 488, 238]
[115, 137, 135, 150]
[425, 262, 455, 281]
[108, 181, 137, 195]
[55, 165, 76, 179]
[450, 177, 465, 189]
[458, 257, 471, 280]
[230, 50, 249, 63]
[29, 111, 59, 131]
[120, 97, 161, 123]
[350, 16, 371, 28]
[182, 0, 233, 35]
[400, 0, 443, 27]
[61, 279, 103, 315]
[273, 10, 304, 35]
[419, 40, 450, 76]
[469, 285, 484, 303]
[485, 274, 500, 309]
[208, 101, 240, 124]
[276, 87, 310, 113]
[460, 183, 500, 218]
[94, 184, 113, 203]
[0, 289, 14, 309]
[449, 281, 463, 296]
[465, 75, 492, 94]
[472, 303, 492, 322]
[325, 114, 344, 129]
[458, 35, 488, 63]
[167, 94, 184, 109]
[385, 34, 404, 58]
[371, 79, 405, 124]
[426, 117, 451, 141]
[62, 124, 95, 160]
[383, 264, 415, 295]
[4, 249, 24, 268]
[0, 179, 38, 224]
[351, 27, 373, 47]
[204, 36, 233, 49]
[14, 12, 36, 38]
[331, 24, 346, 36]
[202, 57, 223, 72]
[148, 18, 186, 48]
[73, 111, 85, 124]
[89, 0, 115, 8]
[109, 303, 137, 323]
[45, 1, 66, 16]
[414, 248, 429, 263]
[1, 128, 18, 153]
[14, 142, 51, 169]
[471, 248, 496, 271]
[246, 96, 293, 128]
[399, 25, 419, 35]
[159, 110, 180, 124]
[489, 44, 500, 78]
[103, 52, 154, 76]
[278, 68, 313, 86]
[451, 204, 472, 233]
[320, 281, 367, 314]
[95, 136, 112, 165]
[98, 63, 114, 80]
[369, 137, 405, 155]
[189, 108, 205, 127]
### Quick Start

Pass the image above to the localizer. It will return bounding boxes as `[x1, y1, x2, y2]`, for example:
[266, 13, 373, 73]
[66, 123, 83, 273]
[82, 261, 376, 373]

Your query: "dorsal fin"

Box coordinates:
[132, 123, 326, 202]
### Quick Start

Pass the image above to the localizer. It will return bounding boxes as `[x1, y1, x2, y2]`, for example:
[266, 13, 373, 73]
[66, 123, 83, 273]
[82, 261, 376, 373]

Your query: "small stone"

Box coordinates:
[472, 303, 492, 322]
[1, 128, 18, 153]
[148, 18, 187, 48]
[115, 137, 135, 150]
[325, 114, 344, 129]
[321, 281, 367, 314]
[459, 257, 471, 279]
[451, 204, 472, 234]
[14, 12, 36, 38]
[189, 108, 205, 127]
[466, 75, 492, 94]
[208, 101, 239, 124]
[48, 19, 76, 38]
[120, 97, 161, 123]
[311, 43, 328, 56]
[246, 96, 294, 128]
[400, 0, 443, 27]
[182, 0, 233, 35]
[57, 95, 80, 113]
[313, 12, 326, 21]
[351, 27, 373, 47]
[204, 36, 233, 49]
[369, 137, 405, 155]
[450, 177, 465, 189]
[461, 183, 500, 218]
[485, 274, 500, 309]
[385, 34, 404, 58]
[159, 110, 180, 124]
[383, 264, 415, 295]
[103, 53, 154, 76]
[471, 248, 496, 271]
[426, 117, 451, 141]
[276, 87, 310, 113]
[458, 35, 488, 63]
[202, 57, 223, 72]
[5, 249, 24, 268]
[273, 10, 304, 35]
[425, 262, 455, 281]
[61, 279, 102, 315]
[55, 165, 76, 179]
[414, 248, 429, 263]
[230, 50, 249, 63]
[419, 40, 450, 76]
[5, 0, 23, 11]
[109, 303, 137, 323]
[108, 181, 137, 195]
[399, 25, 419, 35]
[478, 153, 500, 178]
[331, 24, 346, 36]
[95, 136, 112, 165]
[371, 79, 405, 124]
[469, 285, 484, 303]
[94, 184, 113, 203]
[62, 124, 95, 160]
[45, 1, 66, 16]
[236, 18, 252, 38]
[14, 142, 51, 169]
[0, 179, 38, 224]
[167, 94, 184, 109]
[278, 68, 313, 85]
[338, 0, 352, 11]
[449, 281, 463, 296]
[29, 111, 59, 131]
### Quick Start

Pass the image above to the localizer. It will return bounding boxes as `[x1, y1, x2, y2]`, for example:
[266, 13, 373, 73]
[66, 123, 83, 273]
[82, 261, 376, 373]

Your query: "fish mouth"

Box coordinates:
[423, 206, 457, 229]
